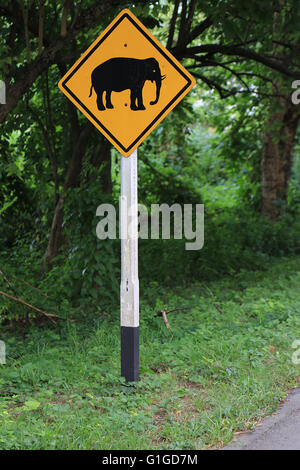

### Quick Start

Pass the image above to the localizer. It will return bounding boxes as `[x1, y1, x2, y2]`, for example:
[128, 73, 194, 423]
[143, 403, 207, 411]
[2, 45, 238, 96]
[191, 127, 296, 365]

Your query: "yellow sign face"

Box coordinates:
[58, 9, 196, 156]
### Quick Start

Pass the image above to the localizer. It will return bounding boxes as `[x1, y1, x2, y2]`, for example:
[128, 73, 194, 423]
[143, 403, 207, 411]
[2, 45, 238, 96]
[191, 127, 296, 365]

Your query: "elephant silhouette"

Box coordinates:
[89, 57, 165, 111]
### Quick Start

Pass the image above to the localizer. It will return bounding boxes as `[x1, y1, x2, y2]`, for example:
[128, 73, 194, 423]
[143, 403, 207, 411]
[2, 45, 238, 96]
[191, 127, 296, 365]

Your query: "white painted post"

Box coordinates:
[120, 148, 139, 381]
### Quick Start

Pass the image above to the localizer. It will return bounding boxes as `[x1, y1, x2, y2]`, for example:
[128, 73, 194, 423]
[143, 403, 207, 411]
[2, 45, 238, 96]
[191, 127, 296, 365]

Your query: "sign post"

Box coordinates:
[120, 149, 139, 382]
[58, 9, 196, 382]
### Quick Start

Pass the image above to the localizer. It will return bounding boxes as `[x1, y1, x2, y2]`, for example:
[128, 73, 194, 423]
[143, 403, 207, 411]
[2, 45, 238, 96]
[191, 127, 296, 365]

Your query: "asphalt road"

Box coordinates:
[223, 388, 300, 450]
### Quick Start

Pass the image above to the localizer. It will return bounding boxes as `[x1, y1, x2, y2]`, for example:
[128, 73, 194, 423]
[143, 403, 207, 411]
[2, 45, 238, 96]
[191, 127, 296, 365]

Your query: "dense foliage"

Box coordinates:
[1, 1, 300, 324]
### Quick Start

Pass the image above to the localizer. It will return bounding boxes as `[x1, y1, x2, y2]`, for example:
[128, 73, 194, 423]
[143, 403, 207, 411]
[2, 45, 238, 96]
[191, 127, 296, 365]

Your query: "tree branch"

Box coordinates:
[0, 290, 58, 322]
[187, 16, 213, 43]
[183, 44, 300, 78]
[192, 71, 236, 99]
[38, 0, 45, 54]
[166, 0, 179, 50]
[176, 0, 188, 49]
[20, 0, 31, 63]
[0, 0, 128, 124]
[61, 0, 71, 37]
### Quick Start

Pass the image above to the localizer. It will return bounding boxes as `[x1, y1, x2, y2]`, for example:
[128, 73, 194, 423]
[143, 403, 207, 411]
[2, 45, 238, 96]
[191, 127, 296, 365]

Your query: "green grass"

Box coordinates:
[0, 256, 300, 449]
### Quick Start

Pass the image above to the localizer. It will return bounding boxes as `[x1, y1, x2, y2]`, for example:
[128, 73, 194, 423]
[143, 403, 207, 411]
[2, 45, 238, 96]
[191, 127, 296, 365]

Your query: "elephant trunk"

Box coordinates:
[150, 75, 162, 105]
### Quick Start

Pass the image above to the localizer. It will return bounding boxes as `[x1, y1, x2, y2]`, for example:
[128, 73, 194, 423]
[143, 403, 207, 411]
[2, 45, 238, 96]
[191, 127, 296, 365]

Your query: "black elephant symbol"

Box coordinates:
[89, 57, 166, 111]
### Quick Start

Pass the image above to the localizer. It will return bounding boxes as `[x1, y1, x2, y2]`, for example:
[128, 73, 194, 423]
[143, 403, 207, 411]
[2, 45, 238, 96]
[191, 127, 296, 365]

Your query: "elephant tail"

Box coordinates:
[89, 83, 93, 97]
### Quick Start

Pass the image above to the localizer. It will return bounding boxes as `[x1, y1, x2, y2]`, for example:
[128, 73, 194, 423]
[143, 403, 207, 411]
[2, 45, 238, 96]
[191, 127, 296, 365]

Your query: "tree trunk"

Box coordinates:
[44, 196, 65, 267]
[100, 140, 112, 195]
[261, 1, 300, 220]
[261, 99, 299, 220]
[44, 122, 92, 269]
[90, 137, 112, 194]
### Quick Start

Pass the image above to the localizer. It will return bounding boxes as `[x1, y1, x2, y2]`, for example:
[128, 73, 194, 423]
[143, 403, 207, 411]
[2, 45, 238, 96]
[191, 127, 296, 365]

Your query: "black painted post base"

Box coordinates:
[121, 326, 139, 382]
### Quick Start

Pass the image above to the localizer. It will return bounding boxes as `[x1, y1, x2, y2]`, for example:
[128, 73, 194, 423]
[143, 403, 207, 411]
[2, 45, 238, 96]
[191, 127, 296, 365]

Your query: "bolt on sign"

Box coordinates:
[58, 9, 196, 156]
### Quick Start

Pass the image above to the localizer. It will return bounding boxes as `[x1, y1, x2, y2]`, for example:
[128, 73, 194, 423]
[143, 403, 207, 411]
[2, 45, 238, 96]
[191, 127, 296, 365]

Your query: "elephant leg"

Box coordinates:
[96, 90, 105, 110]
[130, 88, 145, 111]
[137, 87, 145, 110]
[130, 89, 139, 110]
[106, 90, 114, 109]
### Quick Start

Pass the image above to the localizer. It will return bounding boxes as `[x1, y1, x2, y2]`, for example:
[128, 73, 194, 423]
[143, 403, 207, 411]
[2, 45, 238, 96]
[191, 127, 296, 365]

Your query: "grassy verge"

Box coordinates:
[0, 256, 300, 449]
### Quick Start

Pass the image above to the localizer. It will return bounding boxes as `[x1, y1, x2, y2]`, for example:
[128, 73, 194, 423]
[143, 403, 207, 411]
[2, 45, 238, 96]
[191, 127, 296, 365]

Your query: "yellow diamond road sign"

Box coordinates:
[58, 9, 196, 156]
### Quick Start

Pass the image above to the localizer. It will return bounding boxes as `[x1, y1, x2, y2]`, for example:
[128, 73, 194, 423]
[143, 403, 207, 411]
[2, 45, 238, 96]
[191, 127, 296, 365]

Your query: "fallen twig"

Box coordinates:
[0, 268, 20, 298]
[162, 306, 192, 315]
[0, 290, 58, 323]
[156, 306, 192, 329]
[0, 267, 49, 298]
[157, 310, 171, 329]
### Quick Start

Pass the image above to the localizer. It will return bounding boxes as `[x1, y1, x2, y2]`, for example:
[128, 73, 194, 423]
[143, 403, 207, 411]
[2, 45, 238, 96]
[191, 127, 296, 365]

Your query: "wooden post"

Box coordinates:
[120, 149, 139, 382]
